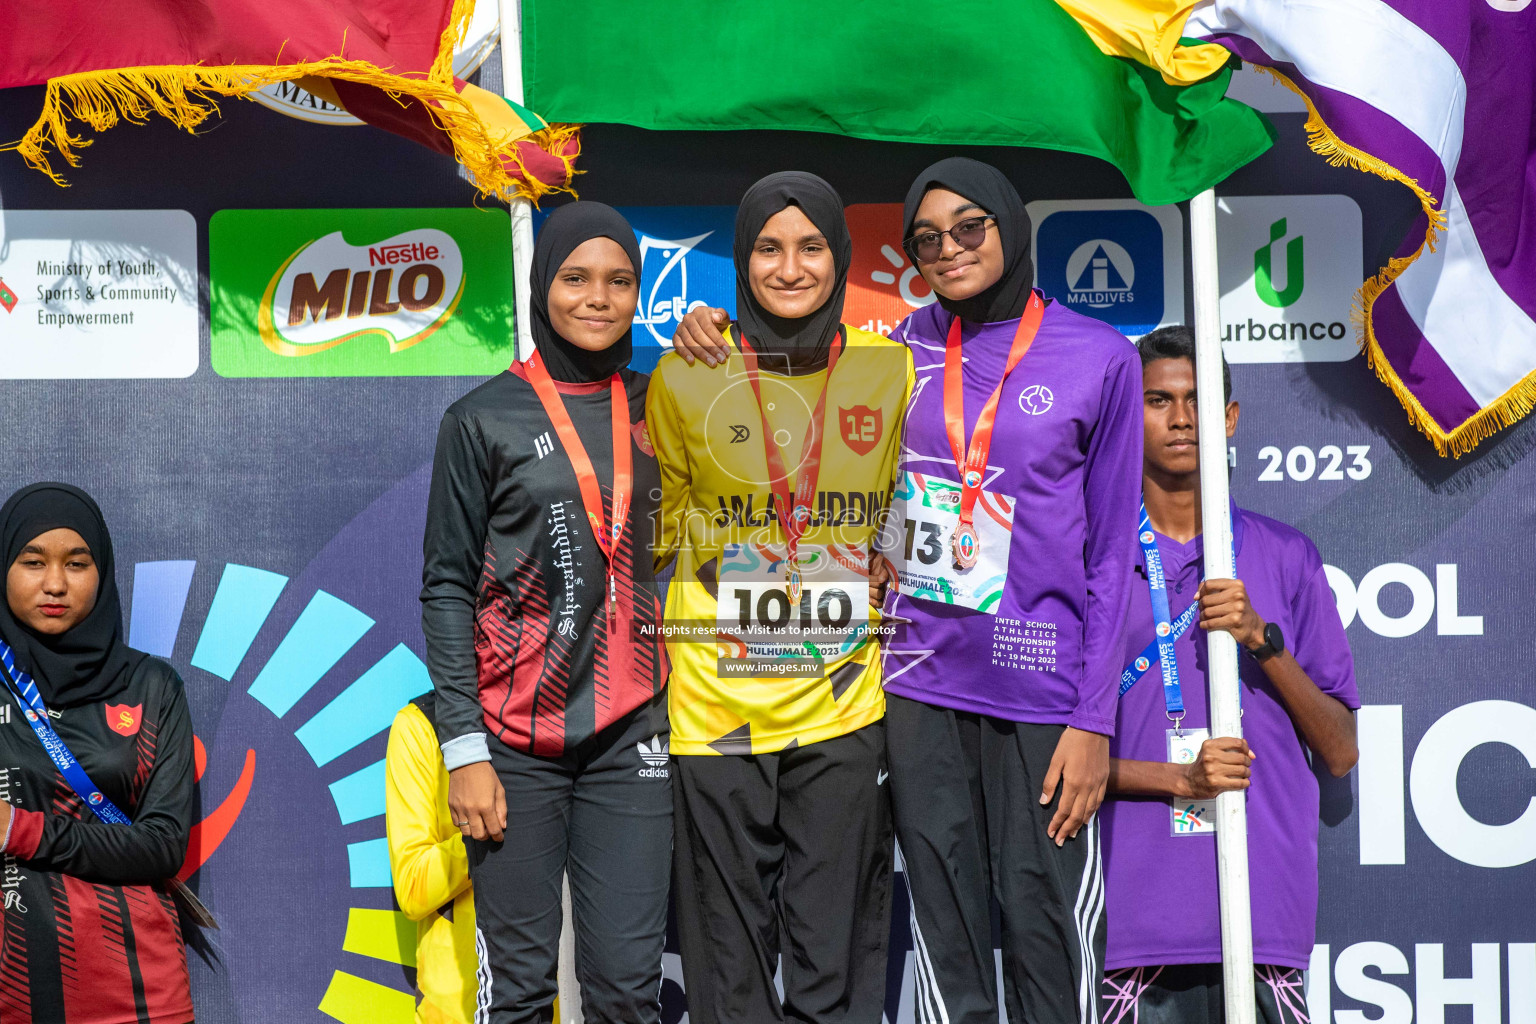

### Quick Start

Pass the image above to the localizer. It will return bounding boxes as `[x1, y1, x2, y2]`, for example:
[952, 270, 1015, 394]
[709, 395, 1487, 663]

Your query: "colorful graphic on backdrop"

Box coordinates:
[845, 203, 936, 338]
[210, 208, 515, 377]
[124, 468, 439, 1023]
[1028, 199, 1184, 338]
[1216, 195, 1362, 363]
[0, 210, 199, 378]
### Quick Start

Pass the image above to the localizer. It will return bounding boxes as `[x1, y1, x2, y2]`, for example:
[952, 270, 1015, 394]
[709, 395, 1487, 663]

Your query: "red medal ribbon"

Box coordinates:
[739, 330, 845, 596]
[943, 292, 1044, 565]
[524, 352, 633, 625]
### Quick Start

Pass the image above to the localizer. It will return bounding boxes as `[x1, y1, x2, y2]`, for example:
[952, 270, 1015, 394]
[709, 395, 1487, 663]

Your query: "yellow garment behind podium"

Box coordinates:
[386, 698, 479, 1024]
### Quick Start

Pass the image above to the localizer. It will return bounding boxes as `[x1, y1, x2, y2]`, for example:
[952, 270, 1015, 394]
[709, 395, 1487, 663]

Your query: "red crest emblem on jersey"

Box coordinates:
[107, 703, 141, 736]
[632, 419, 655, 458]
[838, 405, 883, 456]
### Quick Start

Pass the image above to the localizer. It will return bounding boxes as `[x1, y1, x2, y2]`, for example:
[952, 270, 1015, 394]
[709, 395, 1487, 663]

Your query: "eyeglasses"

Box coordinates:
[901, 216, 997, 265]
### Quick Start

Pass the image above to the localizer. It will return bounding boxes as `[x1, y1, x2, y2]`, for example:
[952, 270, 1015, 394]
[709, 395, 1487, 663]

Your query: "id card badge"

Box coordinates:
[1167, 727, 1218, 836]
[715, 542, 870, 678]
[880, 471, 1015, 613]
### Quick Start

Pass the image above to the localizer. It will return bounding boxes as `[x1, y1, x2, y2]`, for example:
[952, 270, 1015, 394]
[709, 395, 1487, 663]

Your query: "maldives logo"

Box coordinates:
[1140, 531, 1156, 545]
[1135, 656, 1151, 673]
[0, 278, 17, 314]
[259, 229, 465, 357]
[839, 405, 883, 456]
[1157, 622, 1172, 637]
[1064, 239, 1136, 309]
[1028, 200, 1184, 339]
[106, 703, 142, 736]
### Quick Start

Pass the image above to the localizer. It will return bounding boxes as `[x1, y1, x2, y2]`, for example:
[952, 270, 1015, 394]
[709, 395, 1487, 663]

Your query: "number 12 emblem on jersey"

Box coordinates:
[839, 405, 883, 456]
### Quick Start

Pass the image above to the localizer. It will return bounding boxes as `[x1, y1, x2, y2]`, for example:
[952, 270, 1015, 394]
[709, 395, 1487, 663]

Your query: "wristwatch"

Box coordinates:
[1247, 621, 1285, 662]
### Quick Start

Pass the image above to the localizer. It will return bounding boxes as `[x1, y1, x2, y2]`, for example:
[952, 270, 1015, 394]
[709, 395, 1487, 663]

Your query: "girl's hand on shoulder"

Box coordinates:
[672, 307, 732, 367]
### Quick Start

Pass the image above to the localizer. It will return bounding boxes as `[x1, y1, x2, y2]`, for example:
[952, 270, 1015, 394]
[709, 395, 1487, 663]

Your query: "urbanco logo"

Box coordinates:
[210, 208, 515, 377]
[1217, 195, 1361, 363]
[1254, 218, 1304, 307]
[1027, 199, 1184, 339]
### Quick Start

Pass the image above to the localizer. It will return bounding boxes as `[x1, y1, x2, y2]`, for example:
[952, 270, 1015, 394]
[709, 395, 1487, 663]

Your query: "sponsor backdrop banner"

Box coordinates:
[0, 64, 1530, 1024]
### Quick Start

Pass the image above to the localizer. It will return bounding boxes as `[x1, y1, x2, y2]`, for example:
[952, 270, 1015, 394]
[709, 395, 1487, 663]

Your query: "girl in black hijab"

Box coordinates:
[647, 172, 913, 1023]
[526, 201, 641, 382]
[730, 170, 853, 373]
[885, 157, 1142, 1024]
[0, 482, 196, 1024]
[421, 202, 672, 1022]
[901, 155, 1035, 323]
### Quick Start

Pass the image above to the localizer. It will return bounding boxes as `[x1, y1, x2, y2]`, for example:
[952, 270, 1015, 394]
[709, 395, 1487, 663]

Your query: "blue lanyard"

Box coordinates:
[0, 637, 132, 826]
[1118, 597, 1199, 704]
[1120, 503, 1241, 723]
[1129, 502, 1186, 722]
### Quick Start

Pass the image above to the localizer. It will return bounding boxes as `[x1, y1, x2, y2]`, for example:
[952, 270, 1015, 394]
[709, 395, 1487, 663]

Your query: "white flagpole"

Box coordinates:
[498, 0, 537, 362]
[496, 18, 580, 1024]
[1189, 187, 1256, 1024]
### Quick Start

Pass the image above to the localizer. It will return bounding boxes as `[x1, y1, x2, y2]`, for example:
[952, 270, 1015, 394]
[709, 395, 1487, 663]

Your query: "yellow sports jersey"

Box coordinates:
[385, 701, 478, 1024]
[647, 324, 914, 756]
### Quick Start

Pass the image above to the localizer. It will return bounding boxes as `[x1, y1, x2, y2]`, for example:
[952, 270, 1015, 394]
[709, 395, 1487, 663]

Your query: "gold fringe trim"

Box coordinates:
[1255, 66, 1533, 457]
[2, 48, 577, 205]
[430, 0, 479, 83]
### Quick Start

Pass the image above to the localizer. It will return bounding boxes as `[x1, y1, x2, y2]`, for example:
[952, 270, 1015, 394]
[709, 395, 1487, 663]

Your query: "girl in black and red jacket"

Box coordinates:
[0, 482, 196, 1024]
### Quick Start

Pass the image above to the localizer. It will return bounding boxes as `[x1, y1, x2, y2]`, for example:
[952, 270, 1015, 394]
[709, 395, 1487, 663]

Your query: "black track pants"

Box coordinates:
[468, 695, 672, 1024]
[672, 721, 893, 1024]
[887, 693, 1107, 1024]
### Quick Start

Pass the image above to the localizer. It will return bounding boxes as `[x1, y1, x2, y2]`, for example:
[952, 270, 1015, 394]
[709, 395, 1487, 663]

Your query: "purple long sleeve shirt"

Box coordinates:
[1102, 507, 1359, 969]
[882, 295, 1142, 735]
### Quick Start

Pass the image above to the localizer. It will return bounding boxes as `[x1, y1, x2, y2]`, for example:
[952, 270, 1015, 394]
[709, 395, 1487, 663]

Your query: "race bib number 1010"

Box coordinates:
[880, 471, 1014, 614]
[716, 543, 870, 678]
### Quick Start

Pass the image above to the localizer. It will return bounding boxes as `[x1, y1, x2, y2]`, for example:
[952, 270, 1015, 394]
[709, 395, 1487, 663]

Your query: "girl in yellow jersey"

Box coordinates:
[646, 172, 912, 1023]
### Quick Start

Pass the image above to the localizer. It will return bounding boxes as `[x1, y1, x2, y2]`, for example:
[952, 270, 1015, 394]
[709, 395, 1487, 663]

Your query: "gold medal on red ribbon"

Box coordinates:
[740, 331, 844, 600]
[943, 293, 1044, 572]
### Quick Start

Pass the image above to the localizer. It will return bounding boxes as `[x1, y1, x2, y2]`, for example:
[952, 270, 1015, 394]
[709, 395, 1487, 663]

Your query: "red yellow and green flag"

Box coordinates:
[0, 0, 576, 201]
[520, 0, 1274, 205]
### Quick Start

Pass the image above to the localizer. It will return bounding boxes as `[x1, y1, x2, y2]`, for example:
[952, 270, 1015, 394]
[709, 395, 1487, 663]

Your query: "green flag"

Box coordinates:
[521, 0, 1273, 205]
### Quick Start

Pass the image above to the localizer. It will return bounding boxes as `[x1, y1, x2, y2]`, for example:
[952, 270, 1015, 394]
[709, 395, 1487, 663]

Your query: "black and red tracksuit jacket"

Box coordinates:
[0, 656, 195, 1024]
[421, 364, 668, 767]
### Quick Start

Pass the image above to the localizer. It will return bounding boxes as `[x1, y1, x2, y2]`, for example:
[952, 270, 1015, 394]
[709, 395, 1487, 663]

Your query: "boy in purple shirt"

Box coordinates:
[1100, 326, 1359, 1024]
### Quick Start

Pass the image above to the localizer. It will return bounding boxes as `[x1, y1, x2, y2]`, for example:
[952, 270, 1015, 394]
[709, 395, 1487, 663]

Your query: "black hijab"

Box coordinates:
[0, 483, 145, 708]
[529, 202, 643, 383]
[902, 157, 1035, 324]
[733, 172, 852, 374]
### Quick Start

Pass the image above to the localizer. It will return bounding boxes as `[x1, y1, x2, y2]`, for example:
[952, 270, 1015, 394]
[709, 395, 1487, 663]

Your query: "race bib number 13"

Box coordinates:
[880, 471, 1014, 614]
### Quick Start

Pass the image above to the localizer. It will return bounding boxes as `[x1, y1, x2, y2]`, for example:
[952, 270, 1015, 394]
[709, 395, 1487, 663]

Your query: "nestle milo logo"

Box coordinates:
[258, 229, 465, 357]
